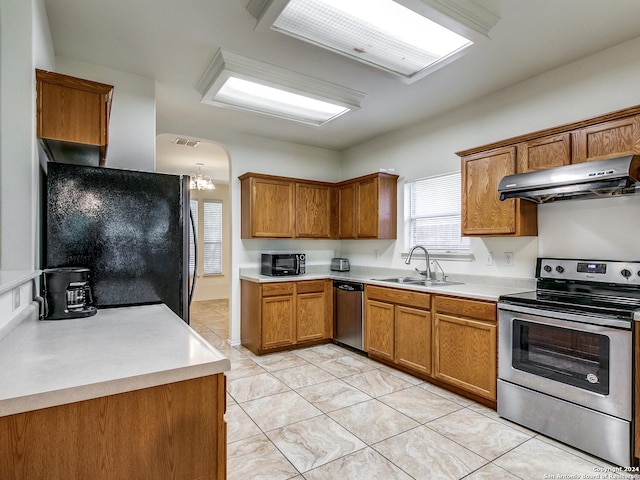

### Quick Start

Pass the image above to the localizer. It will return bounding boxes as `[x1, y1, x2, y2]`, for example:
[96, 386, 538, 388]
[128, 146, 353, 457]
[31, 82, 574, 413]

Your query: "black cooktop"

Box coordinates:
[499, 286, 640, 321]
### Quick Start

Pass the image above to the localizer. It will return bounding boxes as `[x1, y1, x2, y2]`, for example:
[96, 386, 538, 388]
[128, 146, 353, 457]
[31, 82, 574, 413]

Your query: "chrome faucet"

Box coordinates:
[405, 245, 432, 280]
[430, 259, 448, 282]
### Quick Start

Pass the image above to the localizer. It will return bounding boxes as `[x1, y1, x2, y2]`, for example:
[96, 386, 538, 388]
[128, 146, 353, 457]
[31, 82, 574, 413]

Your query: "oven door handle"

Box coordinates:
[497, 302, 632, 330]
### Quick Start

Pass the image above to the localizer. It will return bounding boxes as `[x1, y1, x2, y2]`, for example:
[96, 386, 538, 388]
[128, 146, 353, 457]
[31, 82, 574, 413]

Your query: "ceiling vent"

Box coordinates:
[173, 138, 200, 147]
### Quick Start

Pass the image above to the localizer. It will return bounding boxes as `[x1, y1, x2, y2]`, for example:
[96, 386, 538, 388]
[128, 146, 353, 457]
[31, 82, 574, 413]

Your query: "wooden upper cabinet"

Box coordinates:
[572, 115, 640, 163]
[338, 172, 398, 240]
[36, 69, 113, 166]
[517, 133, 571, 172]
[240, 174, 295, 238]
[462, 146, 537, 237]
[295, 182, 332, 238]
[337, 182, 357, 239]
[240, 171, 397, 239]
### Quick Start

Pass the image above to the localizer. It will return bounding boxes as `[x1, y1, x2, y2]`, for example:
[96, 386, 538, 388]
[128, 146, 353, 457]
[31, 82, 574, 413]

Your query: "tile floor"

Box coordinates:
[191, 300, 636, 480]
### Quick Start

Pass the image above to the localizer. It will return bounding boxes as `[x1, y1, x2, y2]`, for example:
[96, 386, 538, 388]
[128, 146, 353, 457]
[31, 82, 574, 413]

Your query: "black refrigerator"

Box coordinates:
[45, 162, 191, 322]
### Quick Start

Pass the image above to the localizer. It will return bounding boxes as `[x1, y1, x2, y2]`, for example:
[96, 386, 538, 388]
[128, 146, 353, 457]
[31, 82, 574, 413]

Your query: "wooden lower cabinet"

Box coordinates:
[365, 286, 431, 375]
[433, 296, 497, 401]
[0, 374, 227, 480]
[241, 279, 332, 354]
[395, 305, 431, 375]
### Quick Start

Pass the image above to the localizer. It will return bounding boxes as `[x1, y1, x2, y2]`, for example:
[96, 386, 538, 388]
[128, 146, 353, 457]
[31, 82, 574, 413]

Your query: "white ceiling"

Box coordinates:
[44, 0, 640, 177]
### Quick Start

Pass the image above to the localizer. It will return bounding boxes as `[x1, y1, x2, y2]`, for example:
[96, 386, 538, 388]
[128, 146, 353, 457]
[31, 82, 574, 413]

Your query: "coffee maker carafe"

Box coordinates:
[43, 267, 97, 320]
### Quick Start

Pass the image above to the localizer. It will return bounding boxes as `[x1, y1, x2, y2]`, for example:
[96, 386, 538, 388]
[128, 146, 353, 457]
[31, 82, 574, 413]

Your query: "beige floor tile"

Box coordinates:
[418, 381, 476, 406]
[328, 399, 419, 445]
[493, 437, 603, 480]
[377, 364, 425, 385]
[426, 408, 531, 460]
[242, 391, 322, 431]
[227, 434, 298, 480]
[316, 355, 377, 378]
[227, 372, 291, 403]
[303, 447, 413, 480]
[293, 344, 348, 364]
[464, 463, 521, 479]
[342, 368, 413, 397]
[225, 404, 262, 443]
[267, 415, 366, 473]
[225, 358, 266, 380]
[251, 351, 310, 371]
[296, 379, 372, 413]
[272, 363, 336, 389]
[373, 425, 488, 479]
[378, 385, 464, 423]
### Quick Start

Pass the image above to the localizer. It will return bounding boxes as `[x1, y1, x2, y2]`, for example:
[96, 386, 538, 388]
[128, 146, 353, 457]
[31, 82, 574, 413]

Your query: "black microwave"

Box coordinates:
[261, 253, 306, 276]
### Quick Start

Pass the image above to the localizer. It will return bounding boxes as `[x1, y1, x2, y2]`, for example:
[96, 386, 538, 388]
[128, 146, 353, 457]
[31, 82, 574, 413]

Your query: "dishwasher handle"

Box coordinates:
[333, 281, 364, 291]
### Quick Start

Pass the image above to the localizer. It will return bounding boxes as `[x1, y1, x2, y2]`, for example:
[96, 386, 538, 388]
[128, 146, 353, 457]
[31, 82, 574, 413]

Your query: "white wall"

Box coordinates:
[341, 35, 640, 278]
[0, 0, 54, 270]
[55, 57, 156, 172]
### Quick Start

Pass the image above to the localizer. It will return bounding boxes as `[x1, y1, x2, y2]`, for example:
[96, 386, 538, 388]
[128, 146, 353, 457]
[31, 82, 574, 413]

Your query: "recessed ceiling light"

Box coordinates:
[196, 49, 366, 126]
[248, 0, 499, 83]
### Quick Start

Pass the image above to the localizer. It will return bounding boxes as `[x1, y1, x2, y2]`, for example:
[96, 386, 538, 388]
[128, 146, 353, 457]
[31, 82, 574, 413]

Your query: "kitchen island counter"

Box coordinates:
[0, 303, 230, 417]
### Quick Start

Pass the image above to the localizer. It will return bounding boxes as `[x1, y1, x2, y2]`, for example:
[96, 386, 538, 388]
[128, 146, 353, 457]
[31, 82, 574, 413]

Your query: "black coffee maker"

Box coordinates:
[43, 267, 97, 320]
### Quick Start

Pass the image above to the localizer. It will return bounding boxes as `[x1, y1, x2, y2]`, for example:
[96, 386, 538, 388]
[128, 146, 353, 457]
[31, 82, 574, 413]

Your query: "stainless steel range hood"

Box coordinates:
[498, 155, 640, 204]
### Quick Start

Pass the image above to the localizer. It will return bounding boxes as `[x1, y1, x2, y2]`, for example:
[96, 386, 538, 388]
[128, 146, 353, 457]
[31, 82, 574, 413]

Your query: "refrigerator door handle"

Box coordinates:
[189, 207, 197, 306]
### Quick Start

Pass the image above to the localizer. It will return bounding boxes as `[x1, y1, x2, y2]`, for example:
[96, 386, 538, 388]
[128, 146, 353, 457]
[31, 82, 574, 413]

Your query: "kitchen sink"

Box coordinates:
[374, 277, 464, 287]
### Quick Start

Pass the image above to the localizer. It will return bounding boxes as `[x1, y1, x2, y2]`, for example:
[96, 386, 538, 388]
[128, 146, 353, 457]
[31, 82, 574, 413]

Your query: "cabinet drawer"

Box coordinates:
[366, 286, 430, 309]
[434, 296, 495, 322]
[261, 283, 295, 297]
[296, 280, 326, 294]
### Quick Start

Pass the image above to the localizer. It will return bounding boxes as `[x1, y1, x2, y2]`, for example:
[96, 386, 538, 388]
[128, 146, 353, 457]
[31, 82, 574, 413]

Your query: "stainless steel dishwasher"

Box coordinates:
[333, 280, 364, 351]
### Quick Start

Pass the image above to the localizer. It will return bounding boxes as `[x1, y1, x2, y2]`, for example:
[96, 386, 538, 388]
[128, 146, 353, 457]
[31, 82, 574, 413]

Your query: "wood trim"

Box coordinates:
[238, 171, 333, 187]
[456, 104, 640, 157]
[434, 295, 496, 322]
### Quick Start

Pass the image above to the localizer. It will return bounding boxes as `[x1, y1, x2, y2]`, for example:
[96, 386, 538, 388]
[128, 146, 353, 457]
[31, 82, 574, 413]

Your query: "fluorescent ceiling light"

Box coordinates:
[248, 0, 491, 83]
[196, 49, 365, 126]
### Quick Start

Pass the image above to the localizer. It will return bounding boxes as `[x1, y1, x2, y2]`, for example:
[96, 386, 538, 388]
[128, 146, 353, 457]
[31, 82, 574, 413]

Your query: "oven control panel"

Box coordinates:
[537, 258, 640, 284]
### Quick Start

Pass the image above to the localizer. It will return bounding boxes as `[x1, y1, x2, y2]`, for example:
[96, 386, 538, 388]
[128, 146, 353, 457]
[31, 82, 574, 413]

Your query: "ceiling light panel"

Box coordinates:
[196, 49, 365, 126]
[271, 0, 472, 80]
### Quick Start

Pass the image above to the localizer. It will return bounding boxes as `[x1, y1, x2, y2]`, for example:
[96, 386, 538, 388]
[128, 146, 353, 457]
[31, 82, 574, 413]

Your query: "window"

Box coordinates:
[203, 200, 223, 275]
[405, 172, 470, 253]
[189, 199, 198, 275]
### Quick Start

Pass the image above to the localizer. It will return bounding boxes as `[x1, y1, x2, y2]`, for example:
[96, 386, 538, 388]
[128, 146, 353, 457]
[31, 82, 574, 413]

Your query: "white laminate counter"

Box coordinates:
[0, 303, 230, 417]
[240, 267, 535, 302]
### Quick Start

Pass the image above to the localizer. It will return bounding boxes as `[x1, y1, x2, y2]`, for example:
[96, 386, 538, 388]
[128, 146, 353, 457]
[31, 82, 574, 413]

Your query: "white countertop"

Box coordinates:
[240, 267, 535, 302]
[0, 303, 230, 417]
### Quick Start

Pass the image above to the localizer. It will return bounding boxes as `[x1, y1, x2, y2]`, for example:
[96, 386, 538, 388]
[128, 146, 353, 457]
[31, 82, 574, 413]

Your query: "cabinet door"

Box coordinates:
[356, 177, 379, 238]
[36, 71, 112, 146]
[261, 295, 295, 350]
[337, 183, 357, 239]
[295, 183, 332, 238]
[250, 178, 294, 238]
[434, 313, 496, 400]
[365, 299, 394, 361]
[297, 292, 327, 342]
[572, 115, 640, 163]
[517, 133, 571, 172]
[462, 146, 537, 236]
[395, 305, 431, 375]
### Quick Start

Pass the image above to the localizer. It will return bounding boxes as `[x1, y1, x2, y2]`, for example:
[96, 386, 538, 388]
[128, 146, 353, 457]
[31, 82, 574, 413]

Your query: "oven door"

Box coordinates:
[498, 304, 632, 421]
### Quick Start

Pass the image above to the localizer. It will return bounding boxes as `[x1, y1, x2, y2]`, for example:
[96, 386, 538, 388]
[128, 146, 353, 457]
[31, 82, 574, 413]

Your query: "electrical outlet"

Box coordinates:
[12, 287, 20, 312]
[486, 252, 494, 266]
[504, 252, 514, 267]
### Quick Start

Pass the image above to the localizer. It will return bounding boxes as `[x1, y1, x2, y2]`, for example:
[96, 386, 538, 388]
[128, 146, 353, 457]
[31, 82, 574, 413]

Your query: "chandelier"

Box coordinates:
[190, 163, 216, 190]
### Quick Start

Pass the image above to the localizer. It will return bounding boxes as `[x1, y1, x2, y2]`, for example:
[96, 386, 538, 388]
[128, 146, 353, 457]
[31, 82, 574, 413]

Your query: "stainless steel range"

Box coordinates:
[498, 258, 639, 467]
